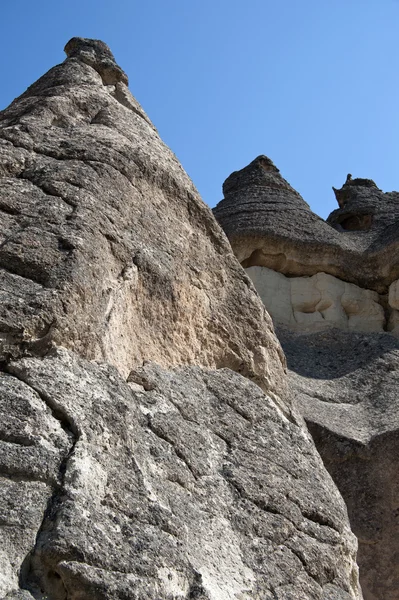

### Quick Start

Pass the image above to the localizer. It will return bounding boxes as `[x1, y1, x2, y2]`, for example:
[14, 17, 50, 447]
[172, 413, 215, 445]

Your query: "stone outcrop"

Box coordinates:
[0, 39, 285, 397]
[214, 156, 399, 292]
[1, 349, 360, 600]
[214, 157, 399, 600]
[0, 39, 362, 600]
[281, 330, 399, 600]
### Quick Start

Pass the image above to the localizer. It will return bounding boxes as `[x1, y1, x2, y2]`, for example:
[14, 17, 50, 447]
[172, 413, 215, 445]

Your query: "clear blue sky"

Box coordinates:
[1, 1, 398, 218]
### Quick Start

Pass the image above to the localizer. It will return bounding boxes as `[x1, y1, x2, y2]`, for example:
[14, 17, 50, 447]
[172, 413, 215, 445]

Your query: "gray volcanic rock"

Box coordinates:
[0, 38, 363, 600]
[213, 157, 399, 292]
[280, 328, 399, 600]
[0, 38, 285, 396]
[1, 349, 360, 600]
[215, 155, 399, 599]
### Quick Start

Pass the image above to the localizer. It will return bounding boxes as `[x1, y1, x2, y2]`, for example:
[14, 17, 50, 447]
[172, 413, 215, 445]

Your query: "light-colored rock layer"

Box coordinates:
[247, 266, 385, 333]
[0, 349, 361, 600]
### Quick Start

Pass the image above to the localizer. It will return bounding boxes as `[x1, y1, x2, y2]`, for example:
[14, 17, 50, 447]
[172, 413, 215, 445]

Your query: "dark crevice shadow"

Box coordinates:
[277, 327, 399, 379]
[306, 422, 399, 600]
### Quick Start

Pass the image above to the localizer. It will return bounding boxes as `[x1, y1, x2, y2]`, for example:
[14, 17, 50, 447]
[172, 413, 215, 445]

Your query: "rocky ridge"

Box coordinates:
[0, 39, 362, 600]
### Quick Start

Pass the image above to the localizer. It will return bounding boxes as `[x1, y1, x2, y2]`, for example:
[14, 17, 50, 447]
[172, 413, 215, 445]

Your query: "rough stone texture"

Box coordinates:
[215, 156, 399, 599]
[213, 157, 399, 292]
[246, 267, 385, 334]
[0, 38, 363, 600]
[0, 349, 360, 600]
[280, 330, 399, 600]
[0, 37, 285, 397]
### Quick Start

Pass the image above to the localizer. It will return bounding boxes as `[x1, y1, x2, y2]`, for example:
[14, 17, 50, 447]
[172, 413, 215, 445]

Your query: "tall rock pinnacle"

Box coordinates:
[0, 37, 285, 393]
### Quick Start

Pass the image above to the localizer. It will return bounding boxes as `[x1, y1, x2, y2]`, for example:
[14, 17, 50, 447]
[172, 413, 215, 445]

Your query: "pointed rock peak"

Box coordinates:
[64, 37, 128, 85]
[332, 174, 379, 208]
[214, 154, 316, 244]
[252, 154, 280, 172]
[222, 155, 283, 196]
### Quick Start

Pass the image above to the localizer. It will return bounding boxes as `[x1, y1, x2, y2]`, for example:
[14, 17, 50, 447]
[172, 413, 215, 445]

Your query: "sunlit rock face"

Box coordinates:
[0, 39, 286, 397]
[247, 267, 385, 334]
[214, 156, 399, 293]
[214, 158, 399, 600]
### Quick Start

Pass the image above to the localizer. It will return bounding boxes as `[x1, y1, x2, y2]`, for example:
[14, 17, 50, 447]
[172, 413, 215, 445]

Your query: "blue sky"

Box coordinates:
[1, 1, 398, 218]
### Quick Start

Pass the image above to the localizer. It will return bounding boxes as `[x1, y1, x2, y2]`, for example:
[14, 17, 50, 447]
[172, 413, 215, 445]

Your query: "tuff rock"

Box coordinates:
[0, 38, 362, 600]
[215, 157, 399, 600]
[0, 38, 285, 397]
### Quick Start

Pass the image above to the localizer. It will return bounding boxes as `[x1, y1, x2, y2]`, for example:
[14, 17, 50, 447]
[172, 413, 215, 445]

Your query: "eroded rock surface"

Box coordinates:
[215, 156, 399, 599]
[0, 38, 362, 600]
[247, 267, 385, 334]
[1, 349, 360, 600]
[214, 156, 399, 292]
[0, 37, 284, 396]
[280, 330, 399, 600]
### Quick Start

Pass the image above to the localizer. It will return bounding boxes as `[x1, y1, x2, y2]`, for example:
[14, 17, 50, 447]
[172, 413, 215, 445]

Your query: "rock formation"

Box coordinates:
[0, 39, 362, 599]
[214, 157, 399, 600]
[214, 156, 399, 292]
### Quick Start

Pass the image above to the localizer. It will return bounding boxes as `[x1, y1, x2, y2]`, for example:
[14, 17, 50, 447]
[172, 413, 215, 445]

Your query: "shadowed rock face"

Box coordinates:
[215, 157, 399, 600]
[0, 40, 362, 600]
[280, 329, 399, 600]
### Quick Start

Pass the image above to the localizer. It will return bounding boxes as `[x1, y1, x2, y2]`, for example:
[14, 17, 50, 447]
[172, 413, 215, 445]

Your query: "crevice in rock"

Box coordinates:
[0, 431, 35, 446]
[284, 543, 324, 587]
[0, 225, 30, 251]
[146, 416, 199, 480]
[3, 363, 79, 599]
[0, 265, 47, 289]
[15, 172, 78, 216]
[0, 204, 21, 216]
[223, 461, 343, 546]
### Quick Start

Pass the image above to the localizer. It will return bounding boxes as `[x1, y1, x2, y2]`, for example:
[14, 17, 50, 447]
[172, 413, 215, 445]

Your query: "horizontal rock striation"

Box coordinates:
[214, 156, 399, 293]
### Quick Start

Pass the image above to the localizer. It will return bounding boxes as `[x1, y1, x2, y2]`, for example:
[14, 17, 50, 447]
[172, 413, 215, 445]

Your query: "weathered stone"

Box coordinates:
[215, 156, 399, 599]
[1, 349, 360, 600]
[0, 371, 72, 598]
[0, 38, 363, 600]
[214, 156, 399, 293]
[280, 329, 399, 600]
[0, 38, 285, 398]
